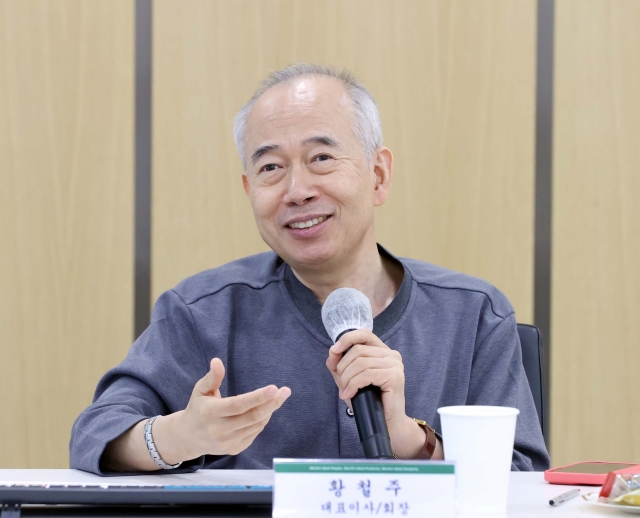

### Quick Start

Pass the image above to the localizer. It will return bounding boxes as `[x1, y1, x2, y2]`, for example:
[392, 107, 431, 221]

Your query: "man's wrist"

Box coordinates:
[411, 418, 437, 460]
[150, 411, 199, 465]
[389, 415, 427, 459]
[389, 415, 445, 460]
[144, 416, 183, 469]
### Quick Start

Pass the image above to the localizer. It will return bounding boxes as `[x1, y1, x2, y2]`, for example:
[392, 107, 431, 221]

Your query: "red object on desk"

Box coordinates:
[544, 461, 640, 485]
[600, 465, 640, 497]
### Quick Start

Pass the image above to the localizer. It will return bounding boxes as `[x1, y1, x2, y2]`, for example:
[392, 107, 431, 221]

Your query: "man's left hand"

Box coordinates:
[326, 329, 442, 459]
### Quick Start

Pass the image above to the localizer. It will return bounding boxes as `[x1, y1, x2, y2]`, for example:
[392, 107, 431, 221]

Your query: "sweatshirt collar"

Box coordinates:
[283, 245, 412, 341]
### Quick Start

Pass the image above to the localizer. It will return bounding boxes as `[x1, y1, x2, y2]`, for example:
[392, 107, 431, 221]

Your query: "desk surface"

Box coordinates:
[0, 469, 627, 516]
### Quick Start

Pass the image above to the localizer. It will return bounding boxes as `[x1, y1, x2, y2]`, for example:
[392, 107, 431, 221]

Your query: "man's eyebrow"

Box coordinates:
[302, 135, 341, 148]
[251, 144, 279, 165]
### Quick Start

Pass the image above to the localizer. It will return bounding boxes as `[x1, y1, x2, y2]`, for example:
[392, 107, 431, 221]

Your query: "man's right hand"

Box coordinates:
[101, 358, 291, 472]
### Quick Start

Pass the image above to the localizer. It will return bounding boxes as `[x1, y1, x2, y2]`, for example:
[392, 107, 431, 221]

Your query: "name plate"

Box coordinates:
[273, 459, 455, 517]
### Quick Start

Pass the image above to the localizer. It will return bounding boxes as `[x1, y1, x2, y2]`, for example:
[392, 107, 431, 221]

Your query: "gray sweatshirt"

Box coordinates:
[70, 249, 550, 475]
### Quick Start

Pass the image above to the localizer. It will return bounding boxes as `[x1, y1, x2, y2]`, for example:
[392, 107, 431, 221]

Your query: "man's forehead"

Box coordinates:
[247, 76, 352, 128]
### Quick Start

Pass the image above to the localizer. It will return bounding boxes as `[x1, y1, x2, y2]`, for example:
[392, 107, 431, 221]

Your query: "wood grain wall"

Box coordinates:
[551, 0, 640, 465]
[0, 1, 134, 468]
[152, 0, 537, 326]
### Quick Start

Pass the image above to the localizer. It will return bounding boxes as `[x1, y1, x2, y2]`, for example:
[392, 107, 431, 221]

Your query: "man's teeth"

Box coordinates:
[289, 216, 327, 229]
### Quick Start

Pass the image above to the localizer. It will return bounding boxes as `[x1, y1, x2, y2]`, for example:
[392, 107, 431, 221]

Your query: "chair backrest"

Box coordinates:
[516, 323, 545, 437]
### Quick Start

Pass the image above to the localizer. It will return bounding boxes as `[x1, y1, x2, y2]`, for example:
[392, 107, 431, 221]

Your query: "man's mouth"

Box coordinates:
[287, 215, 330, 229]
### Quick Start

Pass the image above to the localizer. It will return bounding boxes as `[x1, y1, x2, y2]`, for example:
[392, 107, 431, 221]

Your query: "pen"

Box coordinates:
[549, 488, 580, 506]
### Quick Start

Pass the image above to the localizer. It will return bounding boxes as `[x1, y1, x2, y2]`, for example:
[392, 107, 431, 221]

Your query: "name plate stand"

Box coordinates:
[273, 459, 455, 517]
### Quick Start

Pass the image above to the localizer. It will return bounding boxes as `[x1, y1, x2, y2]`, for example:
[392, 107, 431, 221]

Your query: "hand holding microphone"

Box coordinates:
[322, 288, 407, 459]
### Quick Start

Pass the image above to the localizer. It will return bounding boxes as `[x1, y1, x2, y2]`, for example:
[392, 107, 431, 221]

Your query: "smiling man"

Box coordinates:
[70, 64, 549, 474]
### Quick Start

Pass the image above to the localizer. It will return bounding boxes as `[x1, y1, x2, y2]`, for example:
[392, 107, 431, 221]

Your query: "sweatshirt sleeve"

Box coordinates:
[466, 312, 550, 471]
[69, 289, 210, 475]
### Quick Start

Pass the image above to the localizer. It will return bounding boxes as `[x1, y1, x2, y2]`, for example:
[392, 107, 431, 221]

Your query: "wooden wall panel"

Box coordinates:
[551, 0, 640, 465]
[152, 0, 536, 325]
[0, 1, 134, 468]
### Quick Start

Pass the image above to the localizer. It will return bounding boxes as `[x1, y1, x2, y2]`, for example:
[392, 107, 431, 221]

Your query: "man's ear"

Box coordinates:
[242, 174, 250, 195]
[372, 147, 393, 207]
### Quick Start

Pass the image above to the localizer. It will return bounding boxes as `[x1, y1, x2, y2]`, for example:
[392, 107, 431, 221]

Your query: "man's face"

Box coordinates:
[242, 76, 390, 270]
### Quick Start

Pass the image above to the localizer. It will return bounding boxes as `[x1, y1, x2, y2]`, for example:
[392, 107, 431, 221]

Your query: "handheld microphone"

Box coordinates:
[321, 288, 393, 459]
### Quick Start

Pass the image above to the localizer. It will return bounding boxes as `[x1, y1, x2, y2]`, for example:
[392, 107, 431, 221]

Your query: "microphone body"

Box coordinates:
[322, 288, 393, 460]
[352, 387, 394, 459]
[336, 328, 393, 459]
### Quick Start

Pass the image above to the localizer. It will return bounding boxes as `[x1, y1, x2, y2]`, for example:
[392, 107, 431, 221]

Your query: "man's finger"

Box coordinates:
[339, 355, 396, 386]
[236, 416, 271, 441]
[328, 367, 343, 391]
[336, 345, 390, 376]
[217, 385, 287, 417]
[327, 332, 386, 371]
[329, 329, 386, 354]
[341, 369, 388, 400]
[226, 387, 291, 426]
[193, 358, 226, 397]
[326, 349, 342, 372]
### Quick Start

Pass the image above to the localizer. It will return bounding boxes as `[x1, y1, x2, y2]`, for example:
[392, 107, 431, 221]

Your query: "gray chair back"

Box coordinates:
[517, 323, 545, 437]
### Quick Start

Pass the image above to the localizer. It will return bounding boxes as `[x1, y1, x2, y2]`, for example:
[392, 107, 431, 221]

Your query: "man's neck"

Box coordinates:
[289, 241, 403, 317]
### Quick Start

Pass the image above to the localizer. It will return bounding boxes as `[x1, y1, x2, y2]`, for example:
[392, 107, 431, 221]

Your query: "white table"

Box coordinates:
[507, 472, 621, 516]
[0, 470, 628, 516]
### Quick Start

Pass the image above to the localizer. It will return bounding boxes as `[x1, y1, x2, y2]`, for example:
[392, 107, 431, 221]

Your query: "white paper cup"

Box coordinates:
[437, 406, 519, 517]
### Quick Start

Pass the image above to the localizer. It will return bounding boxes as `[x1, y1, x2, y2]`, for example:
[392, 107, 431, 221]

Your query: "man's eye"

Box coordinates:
[259, 163, 279, 173]
[314, 154, 332, 162]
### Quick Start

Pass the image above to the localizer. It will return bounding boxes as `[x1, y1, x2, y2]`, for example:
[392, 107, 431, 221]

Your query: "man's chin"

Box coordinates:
[275, 243, 340, 270]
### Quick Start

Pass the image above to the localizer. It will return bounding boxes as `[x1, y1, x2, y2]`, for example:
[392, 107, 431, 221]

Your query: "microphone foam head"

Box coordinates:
[321, 288, 373, 343]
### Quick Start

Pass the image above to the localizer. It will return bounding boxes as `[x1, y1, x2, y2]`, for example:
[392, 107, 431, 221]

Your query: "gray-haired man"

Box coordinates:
[71, 64, 549, 474]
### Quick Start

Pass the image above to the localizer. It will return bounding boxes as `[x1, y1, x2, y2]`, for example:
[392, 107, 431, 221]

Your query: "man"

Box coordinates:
[70, 64, 549, 474]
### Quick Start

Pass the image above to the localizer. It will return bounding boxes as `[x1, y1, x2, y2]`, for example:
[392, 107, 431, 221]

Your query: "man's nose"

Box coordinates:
[282, 163, 318, 205]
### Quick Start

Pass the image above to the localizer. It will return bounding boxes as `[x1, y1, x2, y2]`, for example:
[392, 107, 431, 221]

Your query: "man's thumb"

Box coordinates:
[195, 358, 225, 396]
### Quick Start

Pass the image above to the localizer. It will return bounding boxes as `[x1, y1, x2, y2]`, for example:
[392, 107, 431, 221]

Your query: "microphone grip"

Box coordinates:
[336, 330, 393, 459]
[351, 386, 394, 459]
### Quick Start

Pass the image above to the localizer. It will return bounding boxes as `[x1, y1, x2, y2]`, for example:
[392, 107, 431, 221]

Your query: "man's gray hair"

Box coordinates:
[233, 63, 382, 169]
